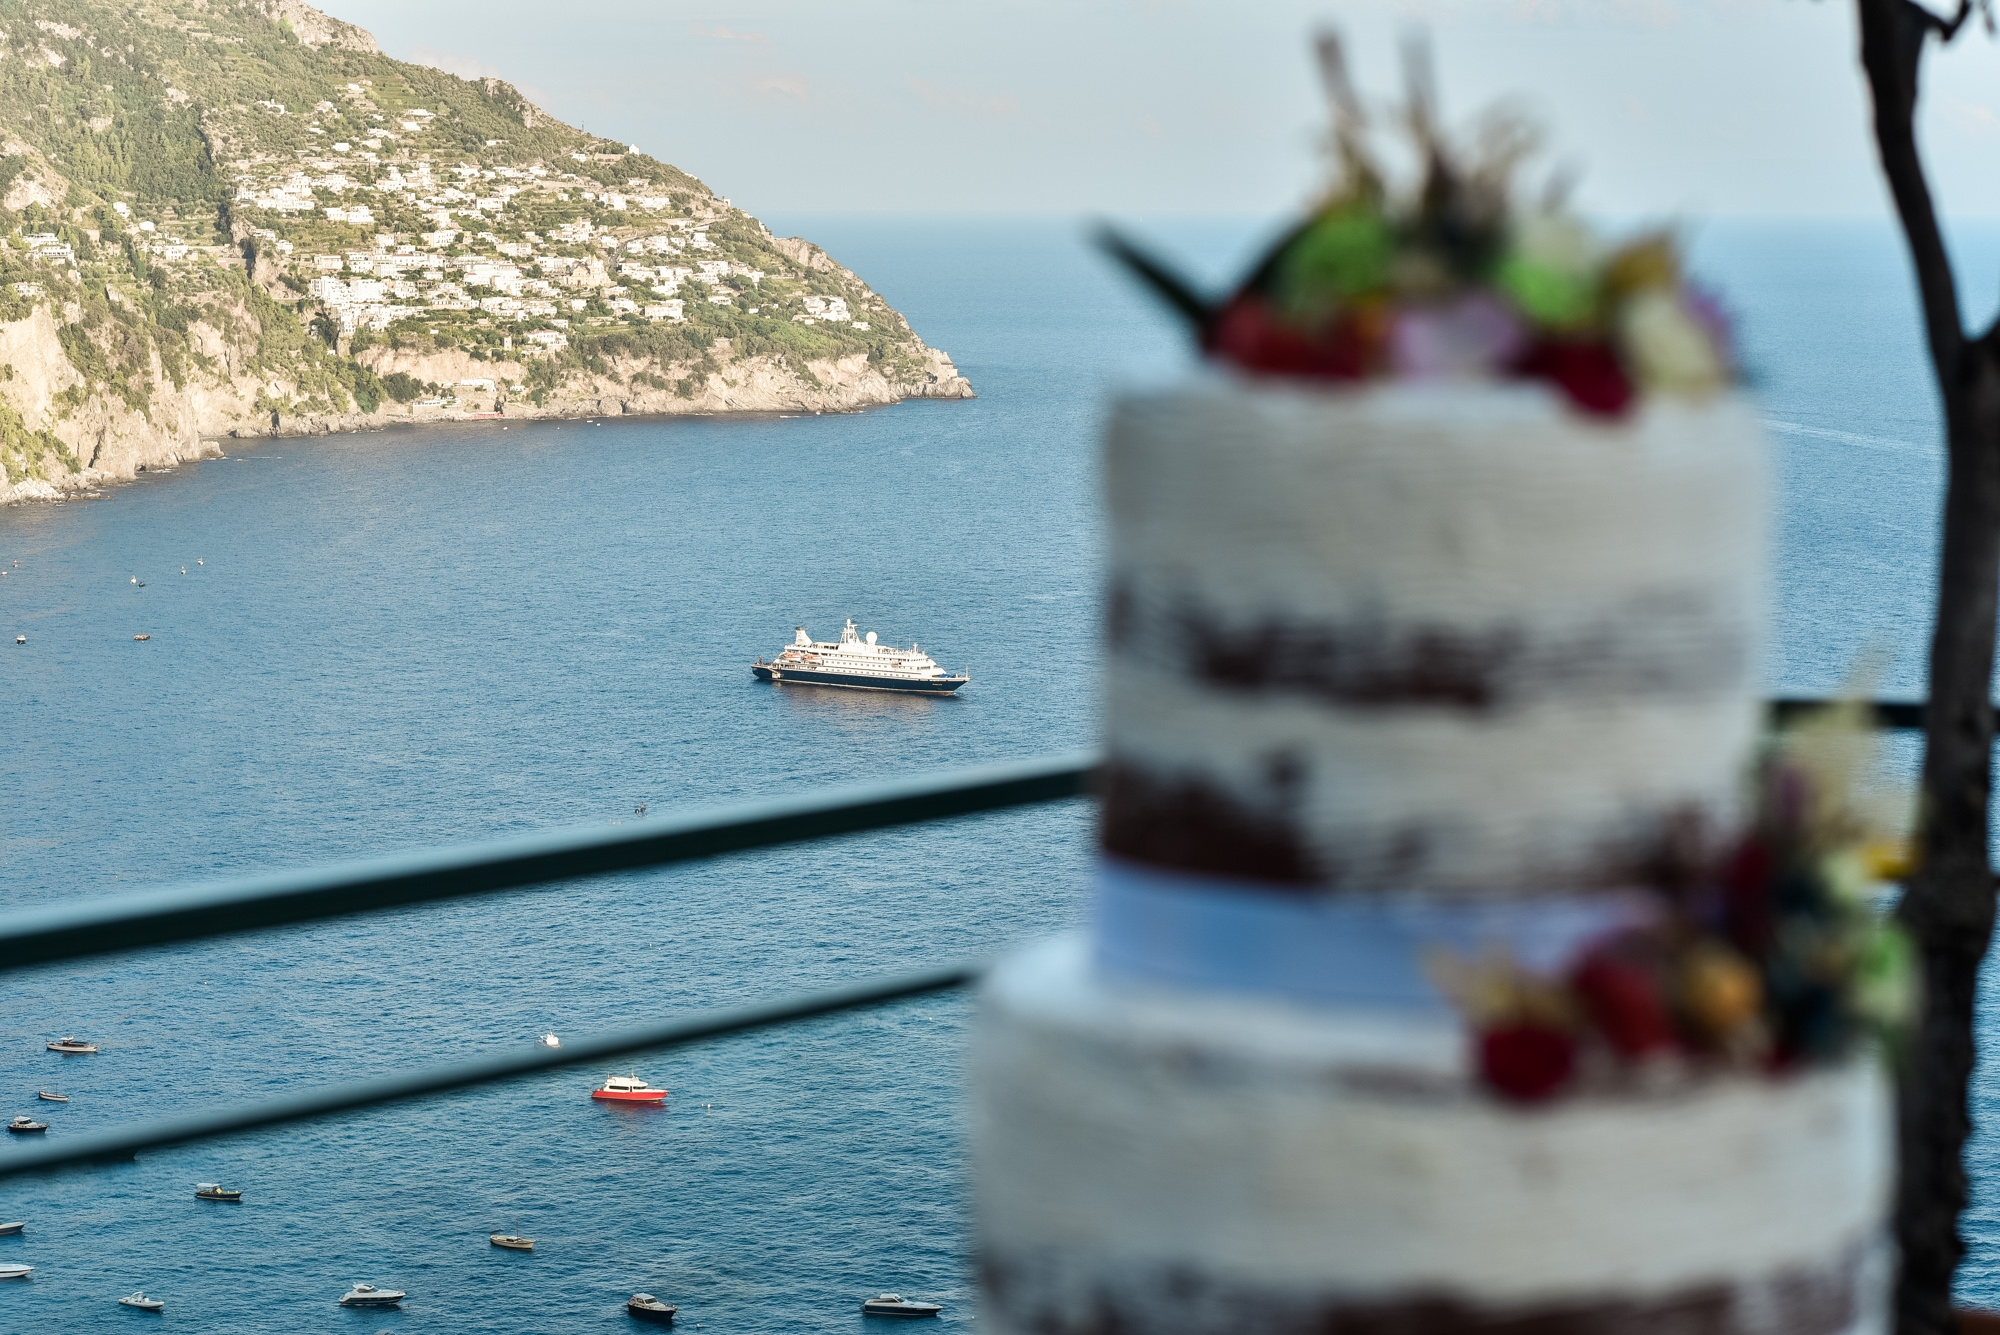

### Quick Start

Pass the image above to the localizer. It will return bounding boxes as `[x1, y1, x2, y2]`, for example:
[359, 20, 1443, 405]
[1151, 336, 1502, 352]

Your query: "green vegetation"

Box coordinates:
[0, 0, 953, 463]
[0, 392, 75, 482]
[380, 371, 423, 403]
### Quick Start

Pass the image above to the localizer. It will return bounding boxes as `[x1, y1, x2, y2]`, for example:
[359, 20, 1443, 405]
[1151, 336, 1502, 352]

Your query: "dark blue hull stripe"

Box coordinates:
[752, 666, 965, 694]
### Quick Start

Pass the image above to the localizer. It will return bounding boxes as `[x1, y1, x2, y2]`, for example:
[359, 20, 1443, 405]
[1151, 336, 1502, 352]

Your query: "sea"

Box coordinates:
[3, 213, 2000, 1328]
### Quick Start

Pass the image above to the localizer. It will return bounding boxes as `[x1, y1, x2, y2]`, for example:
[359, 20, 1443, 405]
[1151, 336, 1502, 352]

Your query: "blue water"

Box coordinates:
[5, 214, 2000, 1326]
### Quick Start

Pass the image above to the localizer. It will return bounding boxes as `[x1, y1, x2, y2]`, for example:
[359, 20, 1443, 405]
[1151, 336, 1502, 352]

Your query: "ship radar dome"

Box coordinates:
[866, 631, 877, 645]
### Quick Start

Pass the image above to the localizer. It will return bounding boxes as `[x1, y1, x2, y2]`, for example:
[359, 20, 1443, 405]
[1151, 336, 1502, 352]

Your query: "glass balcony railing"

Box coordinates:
[0, 698, 1925, 1182]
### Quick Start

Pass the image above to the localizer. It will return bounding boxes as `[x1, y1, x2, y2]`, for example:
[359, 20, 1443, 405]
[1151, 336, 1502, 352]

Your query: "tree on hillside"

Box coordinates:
[1856, 1, 2000, 1331]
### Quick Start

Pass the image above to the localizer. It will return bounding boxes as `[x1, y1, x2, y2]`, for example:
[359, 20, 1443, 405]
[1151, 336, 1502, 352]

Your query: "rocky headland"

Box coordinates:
[0, 0, 972, 506]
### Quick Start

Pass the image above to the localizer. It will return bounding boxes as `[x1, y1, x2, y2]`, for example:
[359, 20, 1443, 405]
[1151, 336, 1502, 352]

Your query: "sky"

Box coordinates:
[323, 0, 2000, 221]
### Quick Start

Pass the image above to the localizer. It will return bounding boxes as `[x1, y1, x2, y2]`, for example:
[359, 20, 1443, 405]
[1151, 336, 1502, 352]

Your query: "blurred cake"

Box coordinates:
[975, 384, 1890, 1335]
[1102, 379, 1763, 900]
[978, 938, 1886, 1335]
[973, 37, 1899, 1335]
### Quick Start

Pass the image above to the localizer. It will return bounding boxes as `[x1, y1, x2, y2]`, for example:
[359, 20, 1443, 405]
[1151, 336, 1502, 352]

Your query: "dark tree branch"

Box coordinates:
[1938, 0, 1979, 40]
[1860, 0, 1968, 381]
[1857, 3, 2000, 1332]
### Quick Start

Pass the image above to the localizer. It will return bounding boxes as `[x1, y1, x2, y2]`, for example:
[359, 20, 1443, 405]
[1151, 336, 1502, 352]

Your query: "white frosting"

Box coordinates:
[1103, 377, 1770, 892]
[1107, 377, 1767, 633]
[975, 937, 1890, 1314]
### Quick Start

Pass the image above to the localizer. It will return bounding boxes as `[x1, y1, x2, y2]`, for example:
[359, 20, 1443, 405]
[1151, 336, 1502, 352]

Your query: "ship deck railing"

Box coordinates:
[0, 695, 1928, 1179]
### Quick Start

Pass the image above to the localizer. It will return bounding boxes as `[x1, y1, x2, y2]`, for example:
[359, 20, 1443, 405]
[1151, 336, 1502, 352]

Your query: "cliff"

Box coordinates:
[0, 0, 973, 505]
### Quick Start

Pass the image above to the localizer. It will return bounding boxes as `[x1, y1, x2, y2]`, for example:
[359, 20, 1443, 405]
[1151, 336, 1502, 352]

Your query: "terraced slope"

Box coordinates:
[0, 0, 972, 502]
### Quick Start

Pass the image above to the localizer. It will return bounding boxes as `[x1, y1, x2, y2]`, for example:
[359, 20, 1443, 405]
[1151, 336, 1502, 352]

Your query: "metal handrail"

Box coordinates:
[0, 962, 982, 1180]
[0, 700, 1929, 979]
[1768, 696, 1931, 731]
[0, 751, 1094, 976]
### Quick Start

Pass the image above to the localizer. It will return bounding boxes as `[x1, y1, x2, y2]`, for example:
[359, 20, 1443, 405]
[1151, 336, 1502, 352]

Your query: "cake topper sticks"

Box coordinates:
[1093, 30, 1729, 414]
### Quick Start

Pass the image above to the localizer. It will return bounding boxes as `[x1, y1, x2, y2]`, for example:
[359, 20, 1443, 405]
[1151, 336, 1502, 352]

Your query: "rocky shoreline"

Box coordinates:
[0, 306, 973, 508]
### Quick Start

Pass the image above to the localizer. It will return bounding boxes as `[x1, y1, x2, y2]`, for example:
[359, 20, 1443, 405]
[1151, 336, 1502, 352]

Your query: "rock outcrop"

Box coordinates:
[0, 297, 973, 506]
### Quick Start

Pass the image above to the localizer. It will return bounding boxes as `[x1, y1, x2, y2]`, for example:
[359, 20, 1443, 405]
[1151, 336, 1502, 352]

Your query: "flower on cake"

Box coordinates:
[1101, 33, 1735, 417]
[1430, 699, 1914, 1103]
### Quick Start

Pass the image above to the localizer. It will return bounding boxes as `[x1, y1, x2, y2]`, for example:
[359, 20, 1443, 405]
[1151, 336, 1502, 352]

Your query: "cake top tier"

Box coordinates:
[1101, 379, 1768, 899]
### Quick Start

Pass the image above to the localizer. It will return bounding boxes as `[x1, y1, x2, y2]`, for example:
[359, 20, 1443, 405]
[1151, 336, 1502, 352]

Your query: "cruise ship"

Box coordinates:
[753, 621, 969, 694]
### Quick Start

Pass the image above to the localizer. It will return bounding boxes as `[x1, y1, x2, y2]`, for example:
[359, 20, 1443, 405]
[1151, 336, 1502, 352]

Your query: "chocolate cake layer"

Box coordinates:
[983, 1247, 1866, 1335]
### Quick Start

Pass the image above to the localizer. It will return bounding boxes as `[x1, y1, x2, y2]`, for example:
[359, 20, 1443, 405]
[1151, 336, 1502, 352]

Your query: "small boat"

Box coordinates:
[6, 1117, 47, 1134]
[862, 1294, 943, 1318]
[592, 1073, 667, 1104]
[337, 1283, 405, 1308]
[626, 1293, 677, 1324]
[118, 1291, 164, 1311]
[0, 1264, 31, 1280]
[489, 1232, 533, 1251]
[47, 1038, 97, 1054]
[194, 1183, 242, 1201]
[37, 1092, 66, 1103]
[0, 1222, 25, 1236]
[133, 634, 150, 641]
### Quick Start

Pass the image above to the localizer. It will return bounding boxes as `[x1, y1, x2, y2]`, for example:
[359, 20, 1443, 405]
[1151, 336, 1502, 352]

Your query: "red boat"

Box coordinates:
[591, 1074, 667, 1104]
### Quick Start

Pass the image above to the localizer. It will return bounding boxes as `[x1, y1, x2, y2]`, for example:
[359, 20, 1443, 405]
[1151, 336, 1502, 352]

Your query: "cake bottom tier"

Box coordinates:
[972, 936, 1891, 1335]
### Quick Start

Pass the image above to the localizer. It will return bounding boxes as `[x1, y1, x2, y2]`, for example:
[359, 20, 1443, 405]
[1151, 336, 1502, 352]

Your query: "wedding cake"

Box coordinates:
[973, 43, 1900, 1335]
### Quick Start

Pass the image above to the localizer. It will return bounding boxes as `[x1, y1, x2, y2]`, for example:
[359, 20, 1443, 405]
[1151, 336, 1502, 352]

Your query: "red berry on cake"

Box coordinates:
[1478, 1022, 1578, 1102]
[1572, 947, 1678, 1058]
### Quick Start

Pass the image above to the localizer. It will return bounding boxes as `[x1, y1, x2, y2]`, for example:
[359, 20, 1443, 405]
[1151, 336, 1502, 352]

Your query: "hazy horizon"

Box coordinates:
[322, 0, 2000, 224]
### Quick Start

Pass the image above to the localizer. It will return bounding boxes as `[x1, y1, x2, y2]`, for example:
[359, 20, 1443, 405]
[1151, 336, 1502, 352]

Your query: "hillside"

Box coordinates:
[0, 0, 973, 503]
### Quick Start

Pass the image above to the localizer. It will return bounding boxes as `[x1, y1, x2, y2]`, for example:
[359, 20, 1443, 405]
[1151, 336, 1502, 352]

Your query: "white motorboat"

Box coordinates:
[862, 1294, 942, 1318]
[626, 1293, 677, 1324]
[118, 1291, 164, 1311]
[6, 1117, 47, 1134]
[0, 1222, 23, 1236]
[36, 1091, 66, 1103]
[490, 1231, 533, 1251]
[338, 1283, 405, 1308]
[46, 1038, 97, 1054]
[194, 1183, 242, 1202]
[0, 1264, 31, 1280]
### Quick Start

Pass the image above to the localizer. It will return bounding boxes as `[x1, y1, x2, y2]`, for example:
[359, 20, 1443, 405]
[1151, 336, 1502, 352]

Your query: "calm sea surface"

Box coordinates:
[6, 215, 2000, 1326]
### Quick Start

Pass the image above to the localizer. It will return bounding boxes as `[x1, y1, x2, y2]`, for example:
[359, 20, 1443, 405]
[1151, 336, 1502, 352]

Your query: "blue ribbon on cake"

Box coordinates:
[1094, 855, 1658, 1013]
